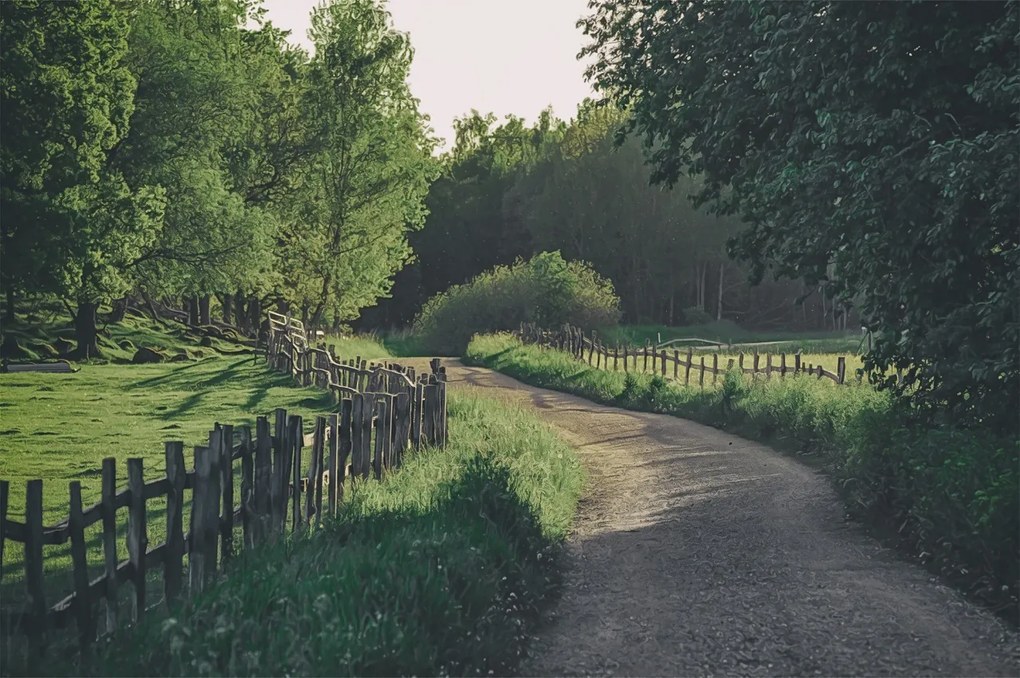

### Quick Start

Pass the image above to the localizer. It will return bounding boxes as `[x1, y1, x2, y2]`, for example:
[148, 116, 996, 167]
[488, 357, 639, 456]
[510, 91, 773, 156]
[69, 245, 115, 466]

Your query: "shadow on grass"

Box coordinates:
[31, 457, 563, 678]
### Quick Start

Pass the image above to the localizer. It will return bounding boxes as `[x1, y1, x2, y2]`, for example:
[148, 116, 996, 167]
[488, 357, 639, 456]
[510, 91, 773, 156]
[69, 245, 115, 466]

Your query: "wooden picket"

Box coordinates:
[515, 322, 853, 386]
[1, 314, 449, 662]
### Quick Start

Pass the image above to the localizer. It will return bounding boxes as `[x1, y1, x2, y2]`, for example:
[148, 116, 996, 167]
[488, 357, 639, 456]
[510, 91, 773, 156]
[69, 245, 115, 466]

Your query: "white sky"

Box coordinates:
[261, 0, 596, 151]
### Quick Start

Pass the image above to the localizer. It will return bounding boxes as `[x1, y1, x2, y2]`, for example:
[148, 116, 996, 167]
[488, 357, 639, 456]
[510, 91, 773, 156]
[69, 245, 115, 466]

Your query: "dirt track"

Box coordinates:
[436, 360, 1019, 677]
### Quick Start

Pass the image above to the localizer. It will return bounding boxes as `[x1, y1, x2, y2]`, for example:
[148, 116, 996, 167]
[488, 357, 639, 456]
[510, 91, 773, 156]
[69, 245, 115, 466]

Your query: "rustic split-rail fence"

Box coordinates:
[0, 313, 448, 664]
[515, 322, 857, 387]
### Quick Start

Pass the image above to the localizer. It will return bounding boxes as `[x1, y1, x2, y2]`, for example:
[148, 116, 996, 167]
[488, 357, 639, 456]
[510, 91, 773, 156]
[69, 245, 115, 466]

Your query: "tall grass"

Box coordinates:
[466, 333, 1019, 620]
[42, 391, 583, 676]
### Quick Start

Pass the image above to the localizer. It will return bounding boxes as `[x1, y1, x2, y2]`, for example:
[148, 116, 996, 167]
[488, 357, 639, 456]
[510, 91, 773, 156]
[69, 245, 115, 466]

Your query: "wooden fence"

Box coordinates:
[515, 322, 856, 387]
[0, 313, 448, 662]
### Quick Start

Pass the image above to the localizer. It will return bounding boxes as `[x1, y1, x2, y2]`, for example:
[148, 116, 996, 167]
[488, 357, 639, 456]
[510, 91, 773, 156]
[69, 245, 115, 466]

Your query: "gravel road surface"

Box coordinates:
[435, 359, 1019, 677]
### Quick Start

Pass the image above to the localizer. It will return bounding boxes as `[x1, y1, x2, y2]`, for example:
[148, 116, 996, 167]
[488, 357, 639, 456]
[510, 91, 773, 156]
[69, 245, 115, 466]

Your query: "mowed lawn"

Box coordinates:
[0, 355, 334, 521]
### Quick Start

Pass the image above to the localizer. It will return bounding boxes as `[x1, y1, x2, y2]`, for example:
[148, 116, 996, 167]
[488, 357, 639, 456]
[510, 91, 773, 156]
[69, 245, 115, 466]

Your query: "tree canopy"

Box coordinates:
[581, 0, 1019, 430]
[1, 0, 434, 355]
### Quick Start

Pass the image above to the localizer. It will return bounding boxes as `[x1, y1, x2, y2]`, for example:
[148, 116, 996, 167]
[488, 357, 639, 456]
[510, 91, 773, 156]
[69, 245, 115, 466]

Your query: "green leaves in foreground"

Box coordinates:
[55, 392, 583, 676]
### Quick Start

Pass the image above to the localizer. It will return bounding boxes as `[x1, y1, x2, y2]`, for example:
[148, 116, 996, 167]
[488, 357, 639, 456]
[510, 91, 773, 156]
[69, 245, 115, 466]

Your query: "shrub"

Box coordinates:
[413, 251, 620, 355]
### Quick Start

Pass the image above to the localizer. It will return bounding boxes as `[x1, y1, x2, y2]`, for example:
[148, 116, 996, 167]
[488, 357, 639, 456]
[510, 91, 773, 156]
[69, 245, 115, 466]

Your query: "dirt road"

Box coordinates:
[436, 360, 1019, 677]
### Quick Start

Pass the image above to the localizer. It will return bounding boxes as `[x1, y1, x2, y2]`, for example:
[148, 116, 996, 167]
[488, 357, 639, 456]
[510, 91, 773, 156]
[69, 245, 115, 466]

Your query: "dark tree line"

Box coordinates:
[366, 103, 853, 331]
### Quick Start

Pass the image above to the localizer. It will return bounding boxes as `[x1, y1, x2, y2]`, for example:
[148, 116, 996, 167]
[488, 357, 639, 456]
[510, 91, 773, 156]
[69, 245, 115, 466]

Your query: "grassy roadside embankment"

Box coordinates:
[42, 390, 583, 676]
[3, 321, 585, 676]
[465, 333, 1018, 620]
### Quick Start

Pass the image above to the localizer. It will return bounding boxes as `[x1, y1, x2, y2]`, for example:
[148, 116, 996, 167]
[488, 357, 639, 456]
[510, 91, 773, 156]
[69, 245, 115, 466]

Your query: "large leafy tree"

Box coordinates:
[286, 0, 436, 328]
[582, 0, 1019, 430]
[117, 0, 276, 323]
[0, 0, 165, 356]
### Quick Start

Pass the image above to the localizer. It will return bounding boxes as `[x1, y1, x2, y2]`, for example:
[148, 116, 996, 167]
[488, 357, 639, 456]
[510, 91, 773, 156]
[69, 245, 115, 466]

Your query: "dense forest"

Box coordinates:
[365, 103, 855, 331]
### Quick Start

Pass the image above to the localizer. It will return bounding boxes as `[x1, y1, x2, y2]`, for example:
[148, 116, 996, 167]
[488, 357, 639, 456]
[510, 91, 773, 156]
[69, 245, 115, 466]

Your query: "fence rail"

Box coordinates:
[515, 322, 857, 387]
[1, 313, 448, 663]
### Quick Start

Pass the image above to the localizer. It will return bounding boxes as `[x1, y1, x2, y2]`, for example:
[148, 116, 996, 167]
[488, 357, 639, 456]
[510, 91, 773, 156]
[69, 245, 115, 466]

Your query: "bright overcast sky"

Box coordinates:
[261, 0, 597, 151]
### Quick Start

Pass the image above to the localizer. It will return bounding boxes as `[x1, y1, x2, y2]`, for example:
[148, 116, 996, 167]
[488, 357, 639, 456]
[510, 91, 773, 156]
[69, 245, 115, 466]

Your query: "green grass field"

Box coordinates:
[0, 321, 399, 632]
[24, 390, 582, 676]
[465, 333, 1018, 620]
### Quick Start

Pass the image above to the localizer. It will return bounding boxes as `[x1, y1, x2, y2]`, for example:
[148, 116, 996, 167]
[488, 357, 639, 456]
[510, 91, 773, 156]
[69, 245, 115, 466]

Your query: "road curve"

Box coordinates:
[435, 359, 1019, 677]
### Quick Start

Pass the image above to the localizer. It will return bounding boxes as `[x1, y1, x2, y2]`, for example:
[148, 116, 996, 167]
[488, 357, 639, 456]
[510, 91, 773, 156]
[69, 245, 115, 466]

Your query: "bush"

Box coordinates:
[680, 306, 713, 325]
[413, 251, 620, 355]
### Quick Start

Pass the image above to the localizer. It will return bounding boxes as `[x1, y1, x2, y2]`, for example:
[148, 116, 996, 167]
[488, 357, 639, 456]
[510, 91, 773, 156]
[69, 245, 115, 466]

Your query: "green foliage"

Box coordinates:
[46, 392, 582, 676]
[282, 0, 437, 327]
[0, 0, 166, 354]
[414, 251, 621, 354]
[374, 99, 825, 332]
[3, 0, 436, 348]
[467, 333, 1019, 618]
[581, 0, 1020, 432]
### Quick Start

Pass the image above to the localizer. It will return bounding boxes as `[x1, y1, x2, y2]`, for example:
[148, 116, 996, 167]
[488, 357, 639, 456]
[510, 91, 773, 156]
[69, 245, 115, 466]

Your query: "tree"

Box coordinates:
[280, 0, 436, 329]
[0, 0, 166, 355]
[116, 1, 276, 323]
[582, 0, 1020, 430]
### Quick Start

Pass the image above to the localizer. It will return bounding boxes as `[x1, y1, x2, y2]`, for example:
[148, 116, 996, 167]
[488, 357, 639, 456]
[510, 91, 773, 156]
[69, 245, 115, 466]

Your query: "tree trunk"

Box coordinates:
[198, 295, 210, 325]
[73, 301, 101, 359]
[716, 262, 725, 321]
[248, 296, 262, 335]
[234, 290, 247, 330]
[5, 287, 15, 324]
[698, 263, 707, 311]
[109, 296, 128, 323]
[221, 293, 232, 325]
[188, 296, 199, 326]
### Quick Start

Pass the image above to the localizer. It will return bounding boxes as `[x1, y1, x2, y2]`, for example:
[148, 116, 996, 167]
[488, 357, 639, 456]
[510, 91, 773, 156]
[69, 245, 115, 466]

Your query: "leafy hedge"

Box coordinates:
[53, 392, 583, 676]
[466, 333, 1019, 621]
[413, 251, 620, 355]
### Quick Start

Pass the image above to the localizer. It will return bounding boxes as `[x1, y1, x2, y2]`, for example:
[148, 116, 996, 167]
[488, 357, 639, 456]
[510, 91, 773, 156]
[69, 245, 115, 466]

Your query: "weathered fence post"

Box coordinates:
[685, 348, 693, 385]
[238, 426, 253, 549]
[165, 442, 186, 602]
[289, 415, 303, 531]
[373, 397, 390, 480]
[219, 425, 234, 559]
[339, 399, 353, 487]
[126, 458, 146, 622]
[327, 412, 340, 517]
[68, 481, 95, 649]
[674, 350, 679, 380]
[101, 459, 119, 631]
[24, 479, 46, 650]
[712, 354, 718, 385]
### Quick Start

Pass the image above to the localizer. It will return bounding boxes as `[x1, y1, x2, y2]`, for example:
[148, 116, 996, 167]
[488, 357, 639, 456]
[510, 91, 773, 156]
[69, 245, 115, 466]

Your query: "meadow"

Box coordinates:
[29, 390, 583, 676]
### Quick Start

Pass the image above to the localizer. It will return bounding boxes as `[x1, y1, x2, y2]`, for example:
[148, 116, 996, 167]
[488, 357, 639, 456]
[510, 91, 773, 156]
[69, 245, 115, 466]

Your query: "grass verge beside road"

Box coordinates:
[466, 333, 1018, 621]
[46, 391, 583, 676]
